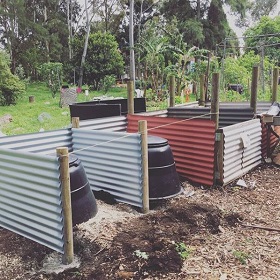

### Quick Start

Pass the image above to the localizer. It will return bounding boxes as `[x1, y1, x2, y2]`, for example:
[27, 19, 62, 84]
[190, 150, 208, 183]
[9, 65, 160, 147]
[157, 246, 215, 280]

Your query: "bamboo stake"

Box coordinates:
[169, 75, 175, 107]
[138, 120, 149, 213]
[211, 72, 220, 130]
[127, 80, 134, 114]
[241, 223, 280, 232]
[199, 74, 205, 106]
[272, 67, 279, 103]
[56, 147, 74, 264]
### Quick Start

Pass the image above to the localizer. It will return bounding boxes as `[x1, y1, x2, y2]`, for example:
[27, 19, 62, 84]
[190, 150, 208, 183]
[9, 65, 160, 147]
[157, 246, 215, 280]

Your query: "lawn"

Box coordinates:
[0, 83, 197, 136]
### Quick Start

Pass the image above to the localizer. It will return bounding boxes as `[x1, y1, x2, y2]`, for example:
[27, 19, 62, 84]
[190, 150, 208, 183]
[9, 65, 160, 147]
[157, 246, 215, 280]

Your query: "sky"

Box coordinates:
[77, 0, 280, 39]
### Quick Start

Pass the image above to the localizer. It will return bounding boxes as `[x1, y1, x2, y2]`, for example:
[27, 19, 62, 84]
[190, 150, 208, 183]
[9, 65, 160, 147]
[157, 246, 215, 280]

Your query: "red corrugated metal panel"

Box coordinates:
[261, 123, 280, 158]
[127, 114, 216, 186]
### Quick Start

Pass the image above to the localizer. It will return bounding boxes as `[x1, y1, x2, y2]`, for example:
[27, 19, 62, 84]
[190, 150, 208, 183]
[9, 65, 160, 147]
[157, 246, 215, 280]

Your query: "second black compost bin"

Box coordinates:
[148, 135, 182, 199]
[69, 155, 98, 225]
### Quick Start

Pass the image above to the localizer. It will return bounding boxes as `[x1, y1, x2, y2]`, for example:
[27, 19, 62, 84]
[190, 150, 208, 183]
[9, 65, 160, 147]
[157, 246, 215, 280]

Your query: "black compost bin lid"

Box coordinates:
[69, 154, 80, 166]
[148, 135, 168, 148]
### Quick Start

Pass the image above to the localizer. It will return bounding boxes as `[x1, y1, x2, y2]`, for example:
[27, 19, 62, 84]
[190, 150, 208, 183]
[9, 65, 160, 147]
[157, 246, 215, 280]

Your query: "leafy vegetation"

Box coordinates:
[0, 51, 25, 105]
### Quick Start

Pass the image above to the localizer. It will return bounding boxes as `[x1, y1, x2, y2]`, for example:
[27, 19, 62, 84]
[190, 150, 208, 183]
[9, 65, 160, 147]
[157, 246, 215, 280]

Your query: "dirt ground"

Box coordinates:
[1, 161, 279, 280]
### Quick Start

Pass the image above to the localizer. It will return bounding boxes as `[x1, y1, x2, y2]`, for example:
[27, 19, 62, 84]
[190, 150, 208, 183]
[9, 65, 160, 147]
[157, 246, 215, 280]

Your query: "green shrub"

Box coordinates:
[0, 51, 25, 105]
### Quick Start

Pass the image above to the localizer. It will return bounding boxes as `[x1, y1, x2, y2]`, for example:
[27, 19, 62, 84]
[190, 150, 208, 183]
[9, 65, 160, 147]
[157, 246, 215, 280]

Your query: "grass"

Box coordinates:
[0, 83, 197, 136]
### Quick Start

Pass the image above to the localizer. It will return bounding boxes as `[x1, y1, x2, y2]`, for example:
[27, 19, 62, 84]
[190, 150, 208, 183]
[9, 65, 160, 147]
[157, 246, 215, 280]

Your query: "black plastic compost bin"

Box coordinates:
[148, 136, 182, 199]
[69, 155, 98, 225]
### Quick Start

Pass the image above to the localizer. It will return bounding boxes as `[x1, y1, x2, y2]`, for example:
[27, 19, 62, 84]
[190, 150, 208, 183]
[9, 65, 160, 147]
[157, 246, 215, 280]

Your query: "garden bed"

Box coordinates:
[1, 161, 279, 280]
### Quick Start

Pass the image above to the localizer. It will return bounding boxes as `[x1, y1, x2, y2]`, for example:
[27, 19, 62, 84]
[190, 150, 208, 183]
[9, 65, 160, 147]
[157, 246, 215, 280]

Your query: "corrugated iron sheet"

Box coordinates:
[79, 116, 127, 132]
[261, 122, 280, 158]
[71, 129, 143, 207]
[0, 129, 73, 154]
[221, 119, 262, 185]
[206, 101, 272, 114]
[167, 106, 254, 127]
[127, 114, 216, 186]
[0, 148, 64, 253]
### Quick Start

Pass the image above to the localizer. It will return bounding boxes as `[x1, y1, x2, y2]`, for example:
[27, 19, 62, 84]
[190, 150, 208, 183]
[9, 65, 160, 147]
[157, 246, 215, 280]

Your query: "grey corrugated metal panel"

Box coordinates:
[222, 119, 262, 185]
[222, 119, 261, 133]
[0, 129, 73, 154]
[206, 101, 272, 113]
[71, 129, 143, 207]
[224, 162, 242, 179]
[79, 116, 127, 132]
[0, 148, 64, 253]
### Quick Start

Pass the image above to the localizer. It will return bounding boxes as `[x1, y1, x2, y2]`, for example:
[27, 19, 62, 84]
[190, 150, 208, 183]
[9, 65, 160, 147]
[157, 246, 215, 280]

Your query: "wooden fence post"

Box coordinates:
[211, 73, 220, 130]
[169, 75, 175, 107]
[272, 67, 279, 103]
[56, 147, 74, 265]
[251, 66, 259, 114]
[138, 120, 149, 214]
[199, 74, 206, 106]
[72, 117, 80, 128]
[127, 80, 134, 114]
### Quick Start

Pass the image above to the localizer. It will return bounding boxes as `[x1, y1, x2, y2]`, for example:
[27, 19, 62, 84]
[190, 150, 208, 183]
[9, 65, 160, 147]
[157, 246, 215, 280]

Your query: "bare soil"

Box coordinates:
[1, 162, 280, 280]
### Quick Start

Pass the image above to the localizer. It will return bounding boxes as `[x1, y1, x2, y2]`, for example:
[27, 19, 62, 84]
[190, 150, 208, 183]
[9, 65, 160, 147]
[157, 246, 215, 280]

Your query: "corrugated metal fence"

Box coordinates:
[261, 122, 280, 158]
[0, 129, 73, 154]
[0, 148, 64, 253]
[0, 126, 144, 255]
[127, 114, 216, 186]
[79, 116, 127, 132]
[218, 119, 262, 185]
[71, 129, 143, 207]
[167, 106, 254, 127]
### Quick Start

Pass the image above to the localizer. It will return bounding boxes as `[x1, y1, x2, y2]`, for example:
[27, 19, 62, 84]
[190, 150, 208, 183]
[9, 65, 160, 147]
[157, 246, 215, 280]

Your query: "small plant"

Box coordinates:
[101, 75, 116, 94]
[133, 250, 149, 260]
[233, 250, 250, 265]
[174, 242, 192, 260]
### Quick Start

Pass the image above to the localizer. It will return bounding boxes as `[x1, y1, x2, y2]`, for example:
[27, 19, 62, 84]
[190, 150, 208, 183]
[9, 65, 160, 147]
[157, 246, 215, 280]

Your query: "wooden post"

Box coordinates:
[211, 73, 220, 130]
[29, 96, 35, 103]
[71, 117, 80, 128]
[250, 66, 259, 114]
[127, 80, 134, 114]
[199, 74, 205, 106]
[169, 75, 175, 107]
[272, 67, 279, 103]
[56, 147, 74, 265]
[138, 120, 149, 214]
[215, 130, 224, 186]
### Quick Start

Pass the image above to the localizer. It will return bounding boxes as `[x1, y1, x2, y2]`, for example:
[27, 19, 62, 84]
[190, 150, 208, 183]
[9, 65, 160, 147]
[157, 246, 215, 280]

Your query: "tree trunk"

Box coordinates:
[78, 0, 91, 88]
[44, 4, 50, 62]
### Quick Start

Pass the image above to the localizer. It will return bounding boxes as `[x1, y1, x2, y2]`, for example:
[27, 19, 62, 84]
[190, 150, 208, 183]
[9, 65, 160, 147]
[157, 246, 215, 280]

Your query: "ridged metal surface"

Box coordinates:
[222, 119, 262, 185]
[0, 148, 64, 253]
[127, 114, 216, 186]
[79, 116, 127, 132]
[206, 101, 272, 114]
[167, 106, 254, 127]
[71, 129, 143, 207]
[0, 129, 73, 154]
[261, 123, 280, 157]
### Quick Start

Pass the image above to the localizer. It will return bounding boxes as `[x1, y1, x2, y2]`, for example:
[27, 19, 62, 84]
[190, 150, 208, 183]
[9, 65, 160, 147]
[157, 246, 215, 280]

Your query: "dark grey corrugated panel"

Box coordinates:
[0, 148, 64, 253]
[71, 129, 143, 207]
[0, 129, 73, 154]
[222, 119, 262, 185]
[167, 106, 254, 127]
[79, 116, 127, 132]
[206, 101, 272, 114]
